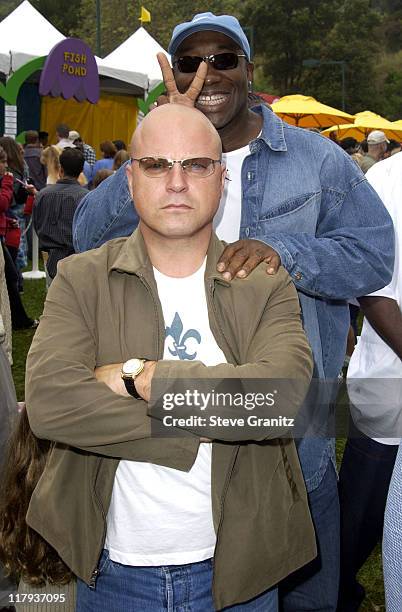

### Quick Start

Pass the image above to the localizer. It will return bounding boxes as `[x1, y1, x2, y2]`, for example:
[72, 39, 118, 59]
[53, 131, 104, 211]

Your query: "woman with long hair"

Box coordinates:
[40, 146, 60, 186]
[0, 138, 30, 276]
[0, 146, 37, 330]
[0, 407, 75, 611]
[0, 339, 17, 610]
[40, 145, 88, 189]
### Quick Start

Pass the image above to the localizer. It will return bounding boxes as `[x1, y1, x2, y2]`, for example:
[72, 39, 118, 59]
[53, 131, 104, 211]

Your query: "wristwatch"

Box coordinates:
[121, 358, 147, 398]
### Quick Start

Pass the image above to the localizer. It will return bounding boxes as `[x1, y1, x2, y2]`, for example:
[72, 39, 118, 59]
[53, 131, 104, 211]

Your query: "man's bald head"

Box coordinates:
[126, 103, 226, 248]
[130, 104, 222, 160]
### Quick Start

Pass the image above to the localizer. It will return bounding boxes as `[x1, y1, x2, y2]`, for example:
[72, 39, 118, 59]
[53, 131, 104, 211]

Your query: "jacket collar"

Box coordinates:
[24, 146, 41, 156]
[110, 228, 230, 286]
[249, 105, 287, 153]
[56, 177, 81, 185]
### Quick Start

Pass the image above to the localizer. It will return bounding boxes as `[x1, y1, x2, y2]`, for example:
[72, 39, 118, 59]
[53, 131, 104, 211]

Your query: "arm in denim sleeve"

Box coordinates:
[72, 162, 139, 253]
[260, 152, 395, 300]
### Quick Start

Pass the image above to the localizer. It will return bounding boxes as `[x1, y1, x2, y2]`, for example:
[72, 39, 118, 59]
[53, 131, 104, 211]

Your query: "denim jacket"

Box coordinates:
[73, 106, 394, 491]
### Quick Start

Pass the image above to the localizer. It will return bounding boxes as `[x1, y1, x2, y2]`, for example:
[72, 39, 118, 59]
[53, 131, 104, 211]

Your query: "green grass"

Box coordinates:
[12, 275, 386, 610]
[358, 546, 385, 611]
[11, 275, 46, 400]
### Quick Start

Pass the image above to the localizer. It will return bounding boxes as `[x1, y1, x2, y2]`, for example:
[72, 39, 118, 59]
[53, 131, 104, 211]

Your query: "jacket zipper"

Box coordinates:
[89, 273, 162, 588]
[212, 445, 239, 603]
[206, 279, 241, 604]
[89, 457, 106, 588]
[206, 279, 237, 364]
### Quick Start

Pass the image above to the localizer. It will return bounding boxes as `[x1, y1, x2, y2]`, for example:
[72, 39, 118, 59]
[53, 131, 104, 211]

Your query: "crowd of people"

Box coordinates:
[0, 124, 131, 307]
[0, 10, 402, 612]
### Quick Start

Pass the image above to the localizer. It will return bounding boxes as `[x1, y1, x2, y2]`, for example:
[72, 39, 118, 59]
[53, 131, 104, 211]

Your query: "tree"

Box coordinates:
[241, 0, 383, 114]
[72, 0, 244, 58]
[241, 0, 339, 94]
[380, 70, 402, 119]
[0, 0, 19, 21]
[31, 0, 82, 36]
[301, 0, 382, 113]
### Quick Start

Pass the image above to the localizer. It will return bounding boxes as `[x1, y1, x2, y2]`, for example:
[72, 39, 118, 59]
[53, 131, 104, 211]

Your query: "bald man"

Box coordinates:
[26, 105, 315, 612]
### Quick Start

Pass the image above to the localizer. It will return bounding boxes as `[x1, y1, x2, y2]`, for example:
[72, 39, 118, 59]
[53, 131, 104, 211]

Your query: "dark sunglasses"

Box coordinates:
[174, 52, 247, 74]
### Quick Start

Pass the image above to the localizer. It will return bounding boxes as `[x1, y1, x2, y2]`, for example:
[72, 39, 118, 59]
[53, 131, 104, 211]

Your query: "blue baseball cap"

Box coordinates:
[168, 12, 251, 61]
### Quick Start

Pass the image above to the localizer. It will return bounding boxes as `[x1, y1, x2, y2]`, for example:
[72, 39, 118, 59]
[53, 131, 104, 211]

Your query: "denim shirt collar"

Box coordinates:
[249, 105, 287, 154]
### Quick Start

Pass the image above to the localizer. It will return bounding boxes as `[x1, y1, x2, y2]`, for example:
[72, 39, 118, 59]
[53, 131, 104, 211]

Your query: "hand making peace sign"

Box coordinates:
[156, 52, 207, 107]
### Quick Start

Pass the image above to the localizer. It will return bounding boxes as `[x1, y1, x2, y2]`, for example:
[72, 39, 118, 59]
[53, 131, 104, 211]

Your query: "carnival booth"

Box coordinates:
[0, 1, 153, 150]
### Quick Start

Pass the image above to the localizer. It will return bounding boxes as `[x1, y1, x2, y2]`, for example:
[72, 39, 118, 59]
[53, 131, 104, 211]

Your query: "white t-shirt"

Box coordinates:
[213, 143, 250, 242]
[347, 152, 402, 445]
[105, 260, 226, 565]
[56, 139, 75, 151]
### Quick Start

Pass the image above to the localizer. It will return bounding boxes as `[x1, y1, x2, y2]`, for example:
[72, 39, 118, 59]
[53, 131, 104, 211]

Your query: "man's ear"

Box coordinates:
[246, 62, 254, 85]
[125, 161, 134, 199]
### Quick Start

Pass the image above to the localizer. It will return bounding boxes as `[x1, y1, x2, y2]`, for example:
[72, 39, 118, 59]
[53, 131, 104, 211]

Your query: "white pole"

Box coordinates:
[23, 229, 46, 280]
[4, 52, 17, 139]
[4, 104, 17, 138]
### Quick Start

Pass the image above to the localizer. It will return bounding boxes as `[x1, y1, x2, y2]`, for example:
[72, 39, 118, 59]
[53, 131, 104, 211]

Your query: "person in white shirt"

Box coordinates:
[338, 151, 402, 611]
[26, 103, 314, 612]
[55, 124, 75, 152]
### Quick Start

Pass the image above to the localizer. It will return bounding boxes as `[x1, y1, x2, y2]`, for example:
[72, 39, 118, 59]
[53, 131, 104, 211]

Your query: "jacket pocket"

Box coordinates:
[257, 192, 320, 234]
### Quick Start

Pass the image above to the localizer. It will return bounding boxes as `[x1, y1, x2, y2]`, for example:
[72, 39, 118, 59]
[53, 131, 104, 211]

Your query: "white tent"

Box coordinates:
[0, 0, 64, 75]
[0, 0, 148, 93]
[104, 27, 169, 90]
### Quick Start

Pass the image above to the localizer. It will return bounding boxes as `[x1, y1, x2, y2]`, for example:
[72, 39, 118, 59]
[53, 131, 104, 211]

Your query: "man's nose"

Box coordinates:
[204, 60, 222, 86]
[165, 162, 188, 191]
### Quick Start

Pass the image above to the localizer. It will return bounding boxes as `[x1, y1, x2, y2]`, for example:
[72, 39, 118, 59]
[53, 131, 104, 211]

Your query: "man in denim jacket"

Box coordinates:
[72, 13, 394, 612]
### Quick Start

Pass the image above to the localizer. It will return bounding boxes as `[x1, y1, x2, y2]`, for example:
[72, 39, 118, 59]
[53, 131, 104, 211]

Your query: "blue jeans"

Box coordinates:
[279, 462, 340, 612]
[76, 551, 278, 612]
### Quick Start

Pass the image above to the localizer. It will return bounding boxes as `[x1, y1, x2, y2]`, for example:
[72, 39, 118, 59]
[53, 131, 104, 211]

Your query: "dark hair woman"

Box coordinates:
[0, 146, 37, 330]
[99, 141, 117, 159]
[0, 138, 24, 178]
[0, 407, 75, 611]
[0, 137, 31, 285]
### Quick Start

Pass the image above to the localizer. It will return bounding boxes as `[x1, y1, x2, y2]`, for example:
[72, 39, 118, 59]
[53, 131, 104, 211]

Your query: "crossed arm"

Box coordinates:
[26, 260, 312, 454]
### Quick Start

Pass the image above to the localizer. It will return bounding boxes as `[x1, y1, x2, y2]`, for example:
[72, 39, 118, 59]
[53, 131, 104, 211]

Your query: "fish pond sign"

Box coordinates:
[39, 38, 99, 103]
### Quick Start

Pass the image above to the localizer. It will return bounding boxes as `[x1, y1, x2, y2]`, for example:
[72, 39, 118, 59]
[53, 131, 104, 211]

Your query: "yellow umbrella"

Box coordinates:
[271, 94, 355, 127]
[321, 111, 402, 141]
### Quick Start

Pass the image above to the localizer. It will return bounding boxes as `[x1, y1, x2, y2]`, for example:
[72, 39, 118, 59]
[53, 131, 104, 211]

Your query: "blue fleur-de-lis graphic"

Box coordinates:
[165, 312, 201, 360]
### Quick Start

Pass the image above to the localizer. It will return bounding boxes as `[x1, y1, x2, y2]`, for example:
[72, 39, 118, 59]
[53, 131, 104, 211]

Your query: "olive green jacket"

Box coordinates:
[26, 230, 316, 610]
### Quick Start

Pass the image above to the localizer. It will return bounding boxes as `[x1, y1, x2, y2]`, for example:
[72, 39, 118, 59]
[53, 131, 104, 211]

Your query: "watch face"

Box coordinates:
[122, 358, 143, 376]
